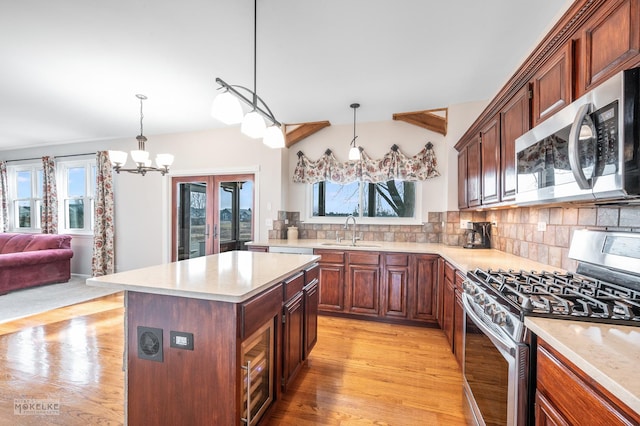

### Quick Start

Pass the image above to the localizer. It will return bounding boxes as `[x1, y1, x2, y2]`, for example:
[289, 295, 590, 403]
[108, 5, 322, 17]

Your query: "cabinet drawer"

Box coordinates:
[242, 283, 283, 339]
[305, 263, 319, 285]
[384, 253, 409, 266]
[284, 272, 304, 301]
[314, 249, 345, 264]
[348, 251, 380, 265]
[444, 261, 456, 281]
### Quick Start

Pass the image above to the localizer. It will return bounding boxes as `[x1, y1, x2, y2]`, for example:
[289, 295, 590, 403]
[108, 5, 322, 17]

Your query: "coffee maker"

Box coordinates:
[463, 222, 491, 249]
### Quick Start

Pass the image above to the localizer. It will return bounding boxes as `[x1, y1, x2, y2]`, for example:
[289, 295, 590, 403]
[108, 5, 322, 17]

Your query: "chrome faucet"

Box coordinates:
[344, 214, 360, 246]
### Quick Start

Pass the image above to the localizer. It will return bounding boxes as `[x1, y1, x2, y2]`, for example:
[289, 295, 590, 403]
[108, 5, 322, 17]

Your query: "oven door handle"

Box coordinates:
[462, 294, 516, 357]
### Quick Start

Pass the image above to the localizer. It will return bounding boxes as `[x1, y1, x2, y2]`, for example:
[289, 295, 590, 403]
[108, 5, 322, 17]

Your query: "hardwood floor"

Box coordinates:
[0, 294, 471, 425]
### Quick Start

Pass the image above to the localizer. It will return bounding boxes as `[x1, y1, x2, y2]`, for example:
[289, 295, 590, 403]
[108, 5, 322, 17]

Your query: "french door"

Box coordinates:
[171, 174, 254, 261]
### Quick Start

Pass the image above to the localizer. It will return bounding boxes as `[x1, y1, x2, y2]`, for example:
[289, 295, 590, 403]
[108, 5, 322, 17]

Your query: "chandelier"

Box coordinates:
[210, 0, 285, 149]
[108, 94, 174, 176]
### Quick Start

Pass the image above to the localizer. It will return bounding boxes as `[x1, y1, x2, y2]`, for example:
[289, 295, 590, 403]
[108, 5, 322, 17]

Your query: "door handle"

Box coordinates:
[205, 224, 210, 238]
[214, 224, 218, 239]
[568, 103, 594, 190]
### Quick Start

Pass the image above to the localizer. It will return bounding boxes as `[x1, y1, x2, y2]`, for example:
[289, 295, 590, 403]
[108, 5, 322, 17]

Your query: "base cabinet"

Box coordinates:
[315, 249, 439, 326]
[535, 339, 640, 426]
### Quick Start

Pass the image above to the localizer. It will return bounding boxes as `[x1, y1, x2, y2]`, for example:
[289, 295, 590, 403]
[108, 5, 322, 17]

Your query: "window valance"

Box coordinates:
[293, 142, 440, 184]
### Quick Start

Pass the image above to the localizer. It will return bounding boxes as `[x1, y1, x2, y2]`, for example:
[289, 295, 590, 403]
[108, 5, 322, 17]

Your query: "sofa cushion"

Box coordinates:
[25, 234, 72, 251]
[0, 234, 35, 254]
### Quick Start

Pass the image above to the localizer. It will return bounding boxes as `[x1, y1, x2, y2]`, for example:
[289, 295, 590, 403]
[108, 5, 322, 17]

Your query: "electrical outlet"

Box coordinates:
[460, 220, 471, 229]
[170, 331, 194, 350]
[537, 221, 547, 232]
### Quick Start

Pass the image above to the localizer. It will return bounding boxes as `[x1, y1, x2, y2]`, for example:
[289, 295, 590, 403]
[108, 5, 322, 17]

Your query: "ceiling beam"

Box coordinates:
[392, 108, 448, 136]
[284, 120, 331, 147]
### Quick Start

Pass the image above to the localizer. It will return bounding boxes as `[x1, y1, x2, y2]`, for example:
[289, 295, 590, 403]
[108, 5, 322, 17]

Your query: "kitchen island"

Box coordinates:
[87, 250, 319, 426]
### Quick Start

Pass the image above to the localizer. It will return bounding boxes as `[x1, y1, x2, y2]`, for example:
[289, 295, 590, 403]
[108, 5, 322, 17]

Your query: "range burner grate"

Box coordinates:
[469, 268, 640, 325]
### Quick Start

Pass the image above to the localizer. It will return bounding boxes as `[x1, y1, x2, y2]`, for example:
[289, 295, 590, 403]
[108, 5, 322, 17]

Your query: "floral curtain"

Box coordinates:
[41, 156, 58, 233]
[0, 161, 8, 232]
[293, 142, 440, 184]
[91, 151, 115, 277]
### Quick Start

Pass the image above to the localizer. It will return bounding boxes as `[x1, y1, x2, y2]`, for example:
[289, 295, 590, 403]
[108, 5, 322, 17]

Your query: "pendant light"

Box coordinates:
[348, 103, 361, 160]
[211, 0, 285, 149]
[108, 94, 174, 176]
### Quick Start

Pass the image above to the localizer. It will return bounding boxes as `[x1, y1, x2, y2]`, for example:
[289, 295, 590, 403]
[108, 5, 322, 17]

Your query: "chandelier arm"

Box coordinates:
[215, 78, 281, 127]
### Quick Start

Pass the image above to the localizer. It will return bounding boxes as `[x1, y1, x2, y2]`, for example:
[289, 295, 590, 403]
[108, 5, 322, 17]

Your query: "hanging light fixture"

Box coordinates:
[108, 94, 174, 176]
[348, 103, 361, 160]
[210, 0, 285, 149]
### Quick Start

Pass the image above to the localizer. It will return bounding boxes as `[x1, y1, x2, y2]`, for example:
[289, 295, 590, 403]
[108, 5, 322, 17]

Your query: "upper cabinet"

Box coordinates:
[531, 43, 572, 126]
[456, 0, 640, 210]
[500, 85, 531, 201]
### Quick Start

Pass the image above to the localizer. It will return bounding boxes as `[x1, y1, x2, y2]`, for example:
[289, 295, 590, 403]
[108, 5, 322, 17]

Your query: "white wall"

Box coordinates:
[1, 101, 487, 273]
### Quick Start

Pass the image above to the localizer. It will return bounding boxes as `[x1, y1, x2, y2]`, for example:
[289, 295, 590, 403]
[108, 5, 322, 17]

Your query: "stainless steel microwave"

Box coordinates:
[515, 67, 640, 205]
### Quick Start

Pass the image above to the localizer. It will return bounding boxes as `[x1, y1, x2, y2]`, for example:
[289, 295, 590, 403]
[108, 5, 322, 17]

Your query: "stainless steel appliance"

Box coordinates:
[515, 67, 640, 206]
[464, 222, 492, 249]
[462, 229, 640, 425]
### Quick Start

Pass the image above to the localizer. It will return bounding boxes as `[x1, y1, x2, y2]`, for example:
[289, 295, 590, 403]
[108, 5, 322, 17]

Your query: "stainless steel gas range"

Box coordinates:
[461, 229, 640, 426]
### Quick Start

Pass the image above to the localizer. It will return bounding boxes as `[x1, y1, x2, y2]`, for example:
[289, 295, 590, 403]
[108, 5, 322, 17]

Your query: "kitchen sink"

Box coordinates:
[319, 242, 381, 248]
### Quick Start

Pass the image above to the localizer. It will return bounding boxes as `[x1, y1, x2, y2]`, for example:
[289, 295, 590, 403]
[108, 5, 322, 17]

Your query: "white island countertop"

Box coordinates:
[87, 250, 320, 303]
[526, 317, 640, 414]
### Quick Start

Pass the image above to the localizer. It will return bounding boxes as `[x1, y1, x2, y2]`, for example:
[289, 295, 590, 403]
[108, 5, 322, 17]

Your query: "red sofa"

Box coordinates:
[0, 233, 74, 295]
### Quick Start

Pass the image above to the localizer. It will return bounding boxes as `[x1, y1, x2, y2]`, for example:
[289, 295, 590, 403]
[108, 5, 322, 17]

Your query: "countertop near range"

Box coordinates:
[526, 317, 640, 414]
[86, 250, 319, 303]
[248, 239, 561, 274]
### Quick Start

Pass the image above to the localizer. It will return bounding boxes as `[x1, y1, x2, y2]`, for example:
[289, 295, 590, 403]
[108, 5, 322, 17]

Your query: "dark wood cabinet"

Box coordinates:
[303, 278, 319, 358]
[579, 0, 640, 95]
[381, 253, 410, 320]
[480, 116, 501, 204]
[466, 136, 482, 208]
[347, 251, 380, 316]
[412, 254, 438, 322]
[500, 84, 530, 201]
[441, 262, 456, 349]
[453, 271, 465, 367]
[457, 149, 468, 209]
[531, 43, 572, 126]
[535, 339, 640, 426]
[282, 291, 304, 392]
[315, 250, 345, 312]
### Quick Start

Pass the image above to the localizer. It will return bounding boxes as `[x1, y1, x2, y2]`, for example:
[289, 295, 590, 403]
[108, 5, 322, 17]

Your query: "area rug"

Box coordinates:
[0, 275, 120, 324]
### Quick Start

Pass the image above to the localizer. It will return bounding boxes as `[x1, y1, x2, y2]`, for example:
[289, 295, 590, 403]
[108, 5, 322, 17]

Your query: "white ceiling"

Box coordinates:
[0, 0, 572, 151]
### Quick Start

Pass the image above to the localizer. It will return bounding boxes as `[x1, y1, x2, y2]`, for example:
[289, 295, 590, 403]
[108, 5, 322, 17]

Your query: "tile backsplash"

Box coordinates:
[272, 205, 640, 271]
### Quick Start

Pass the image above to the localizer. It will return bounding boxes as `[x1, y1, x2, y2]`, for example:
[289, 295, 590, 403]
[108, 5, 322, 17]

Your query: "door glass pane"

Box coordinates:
[239, 181, 253, 242]
[177, 182, 207, 260]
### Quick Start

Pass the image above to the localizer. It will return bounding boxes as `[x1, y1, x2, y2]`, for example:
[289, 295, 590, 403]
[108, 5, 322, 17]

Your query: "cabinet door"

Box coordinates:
[282, 292, 304, 392]
[467, 137, 482, 208]
[381, 254, 410, 319]
[535, 391, 570, 426]
[457, 149, 468, 209]
[442, 276, 455, 349]
[581, 0, 640, 94]
[347, 264, 380, 316]
[412, 254, 438, 322]
[500, 85, 530, 201]
[480, 116, 501, 204]
[453, 272, 466, 367]
[532, 44, 572, 125]
[303, 280, 319, 358]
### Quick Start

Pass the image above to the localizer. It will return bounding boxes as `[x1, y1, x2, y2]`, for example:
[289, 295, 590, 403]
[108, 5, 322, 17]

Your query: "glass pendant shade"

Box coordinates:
[241, 111, 266, 138]
[108, 150, 128, 166]
[156, 154, 175, 168]
[348, 146, 360, 160]
[263, 125, 285, 148]
[131, 150, 150, 164]
[211, 91, 244, 125]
